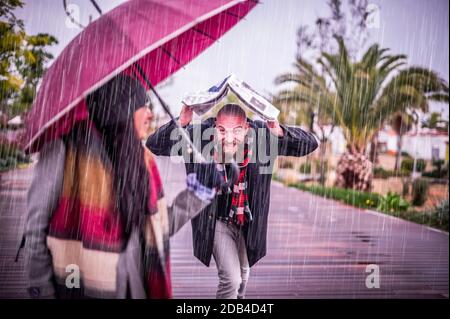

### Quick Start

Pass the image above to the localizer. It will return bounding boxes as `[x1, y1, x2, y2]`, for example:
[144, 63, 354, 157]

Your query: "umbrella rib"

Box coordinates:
[192, 27, 217, 41]
[160, 47, 181, 66]
[89, 0, 103, 15]
[132, 62, 205, 163]
[225, 11, 245, 19]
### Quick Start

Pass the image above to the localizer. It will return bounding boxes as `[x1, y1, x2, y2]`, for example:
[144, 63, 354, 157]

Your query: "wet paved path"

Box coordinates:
[0, 159, 448, 298]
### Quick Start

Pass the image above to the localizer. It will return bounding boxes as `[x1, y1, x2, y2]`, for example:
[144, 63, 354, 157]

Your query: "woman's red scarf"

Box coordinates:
[47, 122, 172, 298]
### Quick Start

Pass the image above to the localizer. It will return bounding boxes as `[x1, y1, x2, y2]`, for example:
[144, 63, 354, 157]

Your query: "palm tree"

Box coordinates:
[390, 112, 416, 171]
[275, 36, 448, 191]
[274, 56, 338, 186]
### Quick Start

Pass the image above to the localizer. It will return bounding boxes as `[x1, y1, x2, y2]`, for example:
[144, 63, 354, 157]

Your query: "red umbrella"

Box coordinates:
[24, 0, 257, 153]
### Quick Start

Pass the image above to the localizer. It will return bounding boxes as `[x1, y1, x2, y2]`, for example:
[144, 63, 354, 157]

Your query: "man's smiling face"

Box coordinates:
[215, 111, 248, 156]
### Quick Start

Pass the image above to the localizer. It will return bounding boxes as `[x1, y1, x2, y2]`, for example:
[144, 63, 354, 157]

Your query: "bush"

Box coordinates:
[373, 167, 409, 179]
[0, 140, 31, 171]
[401, 151, 411, 157]
[400, 158, 426, 173]
[434, 200, 449, 230]
[314, 159, 328, 174]
[432, 159, 445, 171]
[411, 178, 429, 206]
[422, 169, 448, 179]
[287, 182, 447, 231]
[299, 162, 312, 174]
[403, 200, 449, 232]
[278, 160, 294, 169]
[373, 167, 388, 179]
[402, 180, 410, 197]
[377, 192, 410, 212]
[422, 160, 448, 179]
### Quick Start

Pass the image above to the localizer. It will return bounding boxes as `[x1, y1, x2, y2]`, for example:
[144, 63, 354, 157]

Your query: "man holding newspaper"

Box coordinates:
[146, 75, 318, 299]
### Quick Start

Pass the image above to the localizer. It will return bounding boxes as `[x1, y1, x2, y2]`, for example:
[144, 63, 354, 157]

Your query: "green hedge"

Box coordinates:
[286, 181, 448, 232]
[411, 178, 429, 206]
[422, 170, 448, 179]
[373, 167, 410, 179]
[422, 160, 448, 179]
[278, 160, 294, 169]
[299, 162, 312, 174]
[398, 200, 448, 232]
[314, 159, 328, 174]
[401, 158, 426, 173]
[288, 183, 382, 209]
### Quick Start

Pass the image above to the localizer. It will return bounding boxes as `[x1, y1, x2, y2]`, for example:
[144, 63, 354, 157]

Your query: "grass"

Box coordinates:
[287, 182, 382, 209]
[393, 208, 448, 232]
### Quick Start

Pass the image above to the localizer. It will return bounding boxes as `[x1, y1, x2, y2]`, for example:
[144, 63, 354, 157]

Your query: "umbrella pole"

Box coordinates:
[132, 63, 206, 163]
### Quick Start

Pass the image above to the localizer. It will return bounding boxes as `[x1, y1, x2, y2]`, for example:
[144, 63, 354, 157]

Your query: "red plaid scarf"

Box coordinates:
[217, 143, 253, 226]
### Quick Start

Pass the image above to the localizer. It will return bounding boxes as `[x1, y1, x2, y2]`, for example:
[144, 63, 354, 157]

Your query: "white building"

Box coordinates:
[402, 129, 448, 161]
[319, 124, 448, 162]
[377, 126, 448, 161]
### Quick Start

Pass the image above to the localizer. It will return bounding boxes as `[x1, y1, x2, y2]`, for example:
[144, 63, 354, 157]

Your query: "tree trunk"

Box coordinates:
[369, 132, 379, 164]
[309, 111, 315, 133]
[318, 138, 327, 186]
[394, 132, 403, 171]
[335, 149, 373, 191]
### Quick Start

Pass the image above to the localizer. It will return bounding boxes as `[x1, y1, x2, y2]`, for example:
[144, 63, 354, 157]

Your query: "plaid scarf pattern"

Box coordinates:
[217, 143, 253, 226]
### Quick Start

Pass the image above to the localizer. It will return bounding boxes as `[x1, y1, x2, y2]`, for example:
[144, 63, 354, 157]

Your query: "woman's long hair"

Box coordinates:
[86, 75, 150, 238]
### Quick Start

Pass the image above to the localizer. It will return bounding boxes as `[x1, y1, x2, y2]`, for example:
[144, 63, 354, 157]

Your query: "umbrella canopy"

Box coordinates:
[24, 0, 257, 152]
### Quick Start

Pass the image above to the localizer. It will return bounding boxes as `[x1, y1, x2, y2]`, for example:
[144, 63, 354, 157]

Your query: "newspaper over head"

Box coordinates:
[182, 74, 280, 121]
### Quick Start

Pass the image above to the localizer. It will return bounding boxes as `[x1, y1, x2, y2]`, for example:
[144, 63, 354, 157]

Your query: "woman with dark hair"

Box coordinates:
[24, 75, 221, 298]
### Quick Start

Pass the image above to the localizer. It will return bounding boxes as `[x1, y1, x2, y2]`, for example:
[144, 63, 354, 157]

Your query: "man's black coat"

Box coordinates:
[147, 118, 318, 267]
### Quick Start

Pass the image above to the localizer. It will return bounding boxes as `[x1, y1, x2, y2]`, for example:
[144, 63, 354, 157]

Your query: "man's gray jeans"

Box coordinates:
[212, 220, 250, 299]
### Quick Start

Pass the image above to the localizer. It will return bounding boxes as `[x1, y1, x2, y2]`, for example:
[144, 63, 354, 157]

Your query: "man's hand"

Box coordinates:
[267, 120, 284, 137]
[179, 104, 193, 127]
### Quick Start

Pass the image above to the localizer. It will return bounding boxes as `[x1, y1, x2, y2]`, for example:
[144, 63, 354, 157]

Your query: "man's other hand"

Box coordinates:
[179, 104, 193, 127]
[267, 120, 284, 137]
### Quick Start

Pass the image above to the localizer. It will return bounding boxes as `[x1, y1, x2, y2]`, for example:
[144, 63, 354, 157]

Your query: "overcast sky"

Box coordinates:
[16, 0, 449, 119]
